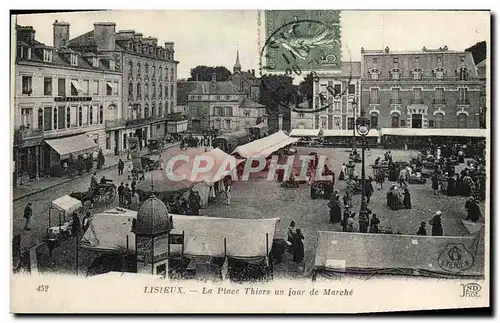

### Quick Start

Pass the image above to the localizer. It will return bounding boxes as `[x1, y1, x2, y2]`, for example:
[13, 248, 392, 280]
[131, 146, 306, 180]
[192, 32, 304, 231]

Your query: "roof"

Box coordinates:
[80, 210, 280, 260]
[231, 131, 299, 158]
[476, 59, 486, 68]
[51, 195, 82, 214]
[135, 196, 172, 235]
[314, 231, 483, 278]
[240, 98, 265, 109]
[289, 129, 321, 137]
[176, 81, 199, 105]
[380, 128, 486, 138]
[189, 81, 242, 95]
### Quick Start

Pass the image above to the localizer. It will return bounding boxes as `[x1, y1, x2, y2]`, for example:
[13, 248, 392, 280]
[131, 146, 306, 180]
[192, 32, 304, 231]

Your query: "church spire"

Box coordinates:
[233, 50, 242, 73]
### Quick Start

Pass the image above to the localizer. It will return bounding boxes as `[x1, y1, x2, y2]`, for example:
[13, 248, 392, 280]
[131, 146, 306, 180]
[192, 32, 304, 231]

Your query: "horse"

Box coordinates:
[70, 190, 96, 208]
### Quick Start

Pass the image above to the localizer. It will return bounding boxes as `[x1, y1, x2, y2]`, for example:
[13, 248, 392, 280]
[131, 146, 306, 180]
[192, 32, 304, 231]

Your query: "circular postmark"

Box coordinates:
[260, 19, 354, 114]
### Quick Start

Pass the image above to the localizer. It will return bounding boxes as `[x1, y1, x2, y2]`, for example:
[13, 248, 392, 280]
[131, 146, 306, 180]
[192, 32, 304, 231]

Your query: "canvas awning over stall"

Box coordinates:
[380, 128, 486, 138]
[80, 208, 279, 261]
[45, 134, 97, 159]
[51, 195, 83, 214]
[289, 129, 321, 137]
[232, 131, 299, 159]
[313, 231, 483, 278]
[322, 129, 380, 138]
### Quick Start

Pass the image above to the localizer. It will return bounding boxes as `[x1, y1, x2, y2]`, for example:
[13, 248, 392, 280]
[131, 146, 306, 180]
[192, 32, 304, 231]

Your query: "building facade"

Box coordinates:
[310, 62, 362, 130]
[476, 59, 487, 128]
[226, 51, 260, 102]
[186, 74, 266, 133]
[67, 21, 185, 152]
[14, 24, 122, 181]
[360, 46, 482, 129]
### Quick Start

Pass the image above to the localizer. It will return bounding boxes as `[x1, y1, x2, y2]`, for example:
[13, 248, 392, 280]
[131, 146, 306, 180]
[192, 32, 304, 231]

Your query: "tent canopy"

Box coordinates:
[314, 231, 483, 278]
[80, 208, 279, 260]
[51, 195, 83, 214]
[232, 131, 299, 159]
[380, 128, 486, 138]
[45, 134, 97, 159]
[289, 129, 321, 137]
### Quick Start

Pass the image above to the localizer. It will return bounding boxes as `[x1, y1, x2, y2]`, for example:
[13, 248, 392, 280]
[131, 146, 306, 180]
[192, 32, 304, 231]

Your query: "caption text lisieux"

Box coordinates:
[143, 285, 354, 297]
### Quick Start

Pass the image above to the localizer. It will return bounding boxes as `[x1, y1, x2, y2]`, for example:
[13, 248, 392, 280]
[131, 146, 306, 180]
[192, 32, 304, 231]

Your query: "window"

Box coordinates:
[459, 88, 468, 104]
[372, 58, 378, 64]
[334, 101, 341, 111]
[113, 82, 119, 95]
[37, 108, 43, 129]
[400, 120, 406, 127]
[128, 82, 133, 97]
[348, 84, 355, 94]
[333, 84, 341, 97]
[144, 104, 149, 118]
[78, 106, 83, 126]
[391, 88, 400, 103]
[43, 49, 52, 62]
[152, 105, 156, 117]
[152, 66, 156, 78]
[428, 120, 434, 128]
[45, 107, 53, 130]
[244, 110, 251, 118]
[92, 80, 99, 95]
[435, 88, 444, 103]
[435, 68, 444, 80]
[22, 76, 32, 95]
[215, 119, 221, 129]
[70, 54, 78, 66]
[458, 67, 469, 81]
[334, 117, 341, 128]
[393, 57, 398, 64]
[437, 56, 442, 64]
[320, 117, 327, 129]
[171, 85, 175, 100]
[92, 57, 99, 68]
[165, 86, 169, 99]
[89, 106, 93, 125]
[43, 77, 52, 96]
[369, 88, 379, 103]
[159, 67, 162, 79]
[413, 88, 422, 102]
[128, 61, 133, 75]
[145, 83, 149, 98]
[413, 69, 422, 80]
[137, 83, 141, 98]
[82, 80, 89, 95]
[70, 80, 79, 96]
[460, 56, 465, 62]
[435, 113, 444, 128]
[53, 107, 58, 129]
[145, 64, 149, 76]
[152, 83, 156, 98]
[415, 57, 420, 64]
[225, 119, 231, 129]
[347, 117, 354, 130]
[391, 114, 399, 128]
[170, 68, 174, 81]
[391, 69, 400, 80]
[137, 62, 141, 76]
[58, 78, 66, 96]
[106, 83, 113, 96]
[99, 105, 103, 124]
[66, 107, 70, 128]
[225, 107, 232, 116]
[370, 71, 379, 80]
[21, 108, 32, 127]
[370, 113, 379, 128]
[458, 114, 467, 128]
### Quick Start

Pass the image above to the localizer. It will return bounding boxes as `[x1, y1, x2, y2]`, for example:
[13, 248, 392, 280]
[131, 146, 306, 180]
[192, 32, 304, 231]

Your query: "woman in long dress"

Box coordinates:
[292, 228, 305, 263]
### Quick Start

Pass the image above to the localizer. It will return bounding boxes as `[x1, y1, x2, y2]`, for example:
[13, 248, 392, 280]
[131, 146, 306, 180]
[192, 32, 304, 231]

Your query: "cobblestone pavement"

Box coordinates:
[23, 146, 486, 278]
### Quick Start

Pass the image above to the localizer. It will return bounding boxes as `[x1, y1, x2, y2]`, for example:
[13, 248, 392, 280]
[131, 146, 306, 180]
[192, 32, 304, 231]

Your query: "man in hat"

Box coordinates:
[23, 202, 33, 230]
[429, 211, 443, 236]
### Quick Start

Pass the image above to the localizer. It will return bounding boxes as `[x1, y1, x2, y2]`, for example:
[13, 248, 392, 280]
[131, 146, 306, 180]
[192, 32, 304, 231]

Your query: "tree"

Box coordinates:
[465, 41, 487, 65]
[259, 74, 296, 117]
[298, 72, 315, 107]
[187, 66, 232, 82]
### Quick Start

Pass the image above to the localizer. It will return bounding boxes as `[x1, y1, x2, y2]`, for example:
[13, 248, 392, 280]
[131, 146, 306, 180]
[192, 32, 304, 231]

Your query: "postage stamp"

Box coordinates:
[10, 9, 490, 314]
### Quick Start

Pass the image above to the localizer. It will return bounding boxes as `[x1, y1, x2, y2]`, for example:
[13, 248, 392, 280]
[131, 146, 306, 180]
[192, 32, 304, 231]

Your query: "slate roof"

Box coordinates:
[176, 81, 200, 105]
[189, 81, 242, 95]
[240, 98, 265, 109]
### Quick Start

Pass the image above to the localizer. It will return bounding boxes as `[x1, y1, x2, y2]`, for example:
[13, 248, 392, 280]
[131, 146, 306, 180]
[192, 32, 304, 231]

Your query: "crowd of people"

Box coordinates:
[167, 190, 202, 215]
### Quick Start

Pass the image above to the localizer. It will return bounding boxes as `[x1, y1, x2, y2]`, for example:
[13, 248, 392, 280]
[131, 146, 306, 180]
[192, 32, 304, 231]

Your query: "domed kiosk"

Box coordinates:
[133, 195, 173, 276]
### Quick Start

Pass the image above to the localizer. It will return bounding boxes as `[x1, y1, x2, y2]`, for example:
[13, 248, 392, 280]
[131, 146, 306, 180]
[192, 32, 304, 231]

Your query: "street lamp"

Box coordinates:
[356, 107, 370, 216]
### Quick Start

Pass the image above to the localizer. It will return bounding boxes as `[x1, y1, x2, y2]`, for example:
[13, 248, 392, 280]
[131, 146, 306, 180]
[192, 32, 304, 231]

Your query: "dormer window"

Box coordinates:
[372, 57, 378, 64]
[415, 57, 420, 64]
[460, 56, 465, 62]
[412, 67, 423, 80]
[390, 68, 401, 80]
[92, 57, 99, 68]
[19, 46, 32, 60]
[393, 57, 398, 64]
[128, 41, 133, 50]
[369, 68, 380, 80]
[70, 53, 78, 66]
[43, 49, 52, 63]
[434, 67, 445, 80]
[458, 67, 469, 81]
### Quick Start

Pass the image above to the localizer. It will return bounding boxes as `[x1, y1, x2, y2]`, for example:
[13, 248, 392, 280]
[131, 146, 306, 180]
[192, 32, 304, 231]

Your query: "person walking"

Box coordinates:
[369, 214, 380, 233]
[365, 178, 374, 204]
[118, 159, 125, 175]
[429, 211, 443, 236]
[403, 188, 412, 209]
[287, 221, 296, 244]
[292, 228, 305, 263]
[417, 222, 427, 235]
[118, 182, 125, 206]
[225, 180, 232, 205]
[124, 184, 132, 207]
[398, 167, 408, 188]
[431, 172, 440, 196]
[131, 179, 137, 196]
[23, 202, 33, 231]
[358, 211, 369, 233]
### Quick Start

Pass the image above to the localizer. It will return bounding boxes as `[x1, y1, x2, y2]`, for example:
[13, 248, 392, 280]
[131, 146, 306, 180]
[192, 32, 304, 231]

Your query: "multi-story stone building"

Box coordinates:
[310, 62, 362, 131]
[476, 59, 487, 128]
[67, 21, 186, 151]
[185, 74, 266, 133]
[13, 24, 122, 182]
[360, 46, 482, 129]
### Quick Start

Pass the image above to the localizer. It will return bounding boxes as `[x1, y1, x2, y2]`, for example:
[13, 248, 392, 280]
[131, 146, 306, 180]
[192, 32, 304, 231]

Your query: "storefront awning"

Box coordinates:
[45, 134, 97, 159]
[107, 82, 117, 94]
[71, 80, 82, 93]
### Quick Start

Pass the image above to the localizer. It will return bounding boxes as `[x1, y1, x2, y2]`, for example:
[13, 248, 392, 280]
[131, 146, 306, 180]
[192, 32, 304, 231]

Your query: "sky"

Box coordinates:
[14, 10, 490, 79]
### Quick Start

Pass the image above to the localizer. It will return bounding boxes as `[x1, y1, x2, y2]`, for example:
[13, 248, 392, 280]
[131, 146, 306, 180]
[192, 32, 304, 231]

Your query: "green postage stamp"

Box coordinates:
[263, 10, 342, 73]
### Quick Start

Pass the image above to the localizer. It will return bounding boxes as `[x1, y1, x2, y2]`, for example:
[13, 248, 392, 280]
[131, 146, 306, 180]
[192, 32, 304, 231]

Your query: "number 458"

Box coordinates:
[36, 285, 49, 292]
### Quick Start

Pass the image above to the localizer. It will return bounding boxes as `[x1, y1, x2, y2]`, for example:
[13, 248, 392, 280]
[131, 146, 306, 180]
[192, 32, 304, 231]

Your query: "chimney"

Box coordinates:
[93, 22, 116, 51]
[17, 25, 36, 45]
[251, 69, 255, 76]
[117, 30, 135, 39]
[53, 20, 70, 49]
